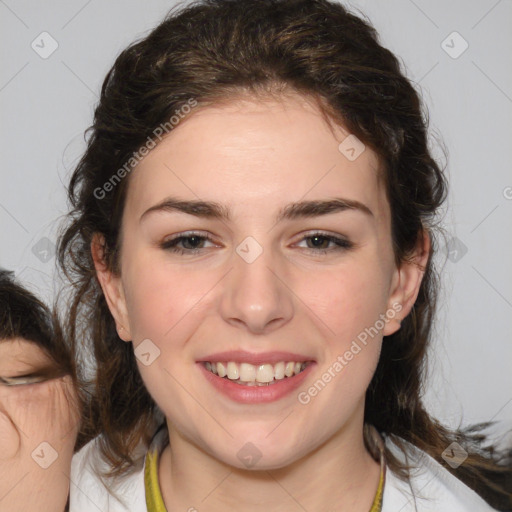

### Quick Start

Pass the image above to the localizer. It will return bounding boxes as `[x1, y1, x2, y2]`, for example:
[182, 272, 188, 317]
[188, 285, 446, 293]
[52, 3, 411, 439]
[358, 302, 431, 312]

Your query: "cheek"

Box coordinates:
[0, 378, 79, 451]
[297, 258, 389, 339]
[122, 258, 225, 347]
[0, 410, 20, 459]
[296, 258, 387, 399]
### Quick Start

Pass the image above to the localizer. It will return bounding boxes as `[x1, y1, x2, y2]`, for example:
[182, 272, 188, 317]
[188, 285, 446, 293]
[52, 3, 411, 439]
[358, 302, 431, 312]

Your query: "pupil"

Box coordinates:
[310, 236, 327, 248]
[185, 236, 202, 248]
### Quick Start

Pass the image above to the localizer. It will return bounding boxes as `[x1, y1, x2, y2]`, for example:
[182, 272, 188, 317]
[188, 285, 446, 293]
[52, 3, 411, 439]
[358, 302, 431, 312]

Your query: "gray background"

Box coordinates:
[1, 0, 511, 446]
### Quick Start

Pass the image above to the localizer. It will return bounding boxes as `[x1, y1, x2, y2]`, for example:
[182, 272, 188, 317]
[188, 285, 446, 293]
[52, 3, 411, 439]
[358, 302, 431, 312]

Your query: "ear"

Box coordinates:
[91, 234, 132, 342]
[382, 229, 431, 337]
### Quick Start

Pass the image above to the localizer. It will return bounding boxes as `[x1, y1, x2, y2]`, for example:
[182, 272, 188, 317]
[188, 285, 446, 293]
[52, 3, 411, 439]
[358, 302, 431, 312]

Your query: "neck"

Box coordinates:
[158, 408, 382, 512]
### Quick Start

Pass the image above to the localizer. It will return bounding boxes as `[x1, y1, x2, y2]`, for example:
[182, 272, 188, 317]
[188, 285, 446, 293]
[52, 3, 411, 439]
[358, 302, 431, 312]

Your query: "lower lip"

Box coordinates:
[197, 362, 316, 404]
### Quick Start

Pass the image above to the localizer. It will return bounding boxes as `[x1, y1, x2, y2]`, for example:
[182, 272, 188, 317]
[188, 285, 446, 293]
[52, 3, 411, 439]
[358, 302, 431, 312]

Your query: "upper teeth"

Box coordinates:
[205, 361, 308, 383]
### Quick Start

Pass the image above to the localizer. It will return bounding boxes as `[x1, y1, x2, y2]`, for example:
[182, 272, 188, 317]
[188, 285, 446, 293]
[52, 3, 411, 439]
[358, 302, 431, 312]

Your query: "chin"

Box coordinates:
[212, 437, 306, 472]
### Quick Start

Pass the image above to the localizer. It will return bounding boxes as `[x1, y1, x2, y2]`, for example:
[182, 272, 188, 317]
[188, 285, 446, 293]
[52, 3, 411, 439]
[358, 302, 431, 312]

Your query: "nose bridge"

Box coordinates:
[219, 236, 294, 333]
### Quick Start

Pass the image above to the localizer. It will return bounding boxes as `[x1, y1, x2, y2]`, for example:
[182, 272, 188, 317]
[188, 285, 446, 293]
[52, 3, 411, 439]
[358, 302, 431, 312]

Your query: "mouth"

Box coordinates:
[202, 360, 314, 386]
[197, 353, 316, 404]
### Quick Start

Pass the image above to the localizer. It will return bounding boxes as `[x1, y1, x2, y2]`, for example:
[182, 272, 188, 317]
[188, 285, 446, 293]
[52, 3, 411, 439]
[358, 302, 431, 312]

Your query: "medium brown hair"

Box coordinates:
[58, 0, 511, 507]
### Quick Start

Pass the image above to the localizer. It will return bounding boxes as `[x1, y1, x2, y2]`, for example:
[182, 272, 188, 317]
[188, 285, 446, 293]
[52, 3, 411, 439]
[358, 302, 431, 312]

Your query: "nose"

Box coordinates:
[219, 243, 294, 334]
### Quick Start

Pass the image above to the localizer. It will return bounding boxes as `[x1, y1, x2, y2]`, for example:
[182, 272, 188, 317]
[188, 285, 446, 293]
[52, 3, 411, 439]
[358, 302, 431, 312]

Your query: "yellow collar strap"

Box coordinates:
[145, 435, 386, 512]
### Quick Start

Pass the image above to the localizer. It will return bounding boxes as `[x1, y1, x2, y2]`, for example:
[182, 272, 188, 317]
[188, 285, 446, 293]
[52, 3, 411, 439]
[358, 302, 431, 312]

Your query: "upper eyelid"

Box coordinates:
[293, 230, 349, 240]
[162, 231, 219, 245]
[164, 230, 212, 238]
[0, 375, 47, 386]
[164, 229, 346, 238]
[0, 369, 65, 386]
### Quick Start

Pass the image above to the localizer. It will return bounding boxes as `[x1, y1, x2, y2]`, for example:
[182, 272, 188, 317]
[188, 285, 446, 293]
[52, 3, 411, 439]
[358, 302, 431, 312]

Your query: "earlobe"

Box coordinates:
[383, 229, 431, 337]
[91, 234, 132, 342]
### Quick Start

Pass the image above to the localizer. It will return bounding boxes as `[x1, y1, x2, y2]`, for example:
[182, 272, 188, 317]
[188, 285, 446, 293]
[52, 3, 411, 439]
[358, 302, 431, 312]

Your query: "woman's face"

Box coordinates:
[97, 92, 427, 469]
[0, 338, 79, 510]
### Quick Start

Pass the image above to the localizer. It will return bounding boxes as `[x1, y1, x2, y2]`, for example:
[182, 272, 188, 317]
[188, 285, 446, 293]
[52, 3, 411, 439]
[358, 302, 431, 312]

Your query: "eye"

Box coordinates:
[160, 232, 218, 255]
[0, 373, 56, 387]
[295, 232, 353, 254]
[159, 230, 353, 256]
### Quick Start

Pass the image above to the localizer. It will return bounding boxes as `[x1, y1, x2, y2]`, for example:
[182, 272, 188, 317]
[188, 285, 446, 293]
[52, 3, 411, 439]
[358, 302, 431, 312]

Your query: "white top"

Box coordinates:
[69, 430, 499, 512]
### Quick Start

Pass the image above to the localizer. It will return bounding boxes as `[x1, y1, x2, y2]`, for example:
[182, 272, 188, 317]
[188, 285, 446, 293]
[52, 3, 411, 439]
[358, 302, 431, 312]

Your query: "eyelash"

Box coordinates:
[160, 231, 353, 255]
[0, 373, 48, 387]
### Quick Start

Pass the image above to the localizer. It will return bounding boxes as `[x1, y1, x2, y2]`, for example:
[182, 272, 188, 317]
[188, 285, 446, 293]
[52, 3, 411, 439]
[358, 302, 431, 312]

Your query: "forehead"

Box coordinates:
[125, 92, 388, 223]
[0, 337, 52, 364]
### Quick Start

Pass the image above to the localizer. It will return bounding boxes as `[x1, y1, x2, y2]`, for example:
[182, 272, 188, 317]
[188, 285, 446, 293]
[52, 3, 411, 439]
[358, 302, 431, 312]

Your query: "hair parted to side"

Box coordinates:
[57, 0, 511, 507]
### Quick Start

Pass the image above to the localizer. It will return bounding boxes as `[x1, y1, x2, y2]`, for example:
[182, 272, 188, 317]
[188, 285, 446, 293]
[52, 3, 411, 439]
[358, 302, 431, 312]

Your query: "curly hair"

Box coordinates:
[57, 0, 511, 508]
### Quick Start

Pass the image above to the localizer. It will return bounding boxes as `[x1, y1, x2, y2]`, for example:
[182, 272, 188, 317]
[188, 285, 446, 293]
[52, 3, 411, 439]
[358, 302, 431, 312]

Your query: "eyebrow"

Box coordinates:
[140, 196, 374, 223]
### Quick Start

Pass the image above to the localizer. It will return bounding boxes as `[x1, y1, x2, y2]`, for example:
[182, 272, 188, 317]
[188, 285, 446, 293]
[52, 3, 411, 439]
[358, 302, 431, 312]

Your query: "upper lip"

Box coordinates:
[196, 350, 315, 366]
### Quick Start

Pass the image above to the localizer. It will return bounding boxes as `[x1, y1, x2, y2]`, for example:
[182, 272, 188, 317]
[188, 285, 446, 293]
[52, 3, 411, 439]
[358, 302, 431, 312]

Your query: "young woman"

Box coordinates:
[58, 0, 511, 510]
[0, 269, 80, 512]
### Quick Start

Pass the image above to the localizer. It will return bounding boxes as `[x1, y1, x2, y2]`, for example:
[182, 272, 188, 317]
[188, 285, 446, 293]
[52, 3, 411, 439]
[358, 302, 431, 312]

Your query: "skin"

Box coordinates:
[94, 91, 429, 512]
[0, 338, 79, 512]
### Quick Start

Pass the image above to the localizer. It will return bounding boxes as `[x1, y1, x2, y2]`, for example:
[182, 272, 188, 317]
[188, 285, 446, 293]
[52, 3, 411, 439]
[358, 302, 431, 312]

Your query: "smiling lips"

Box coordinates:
[197, 350, 315, 386]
